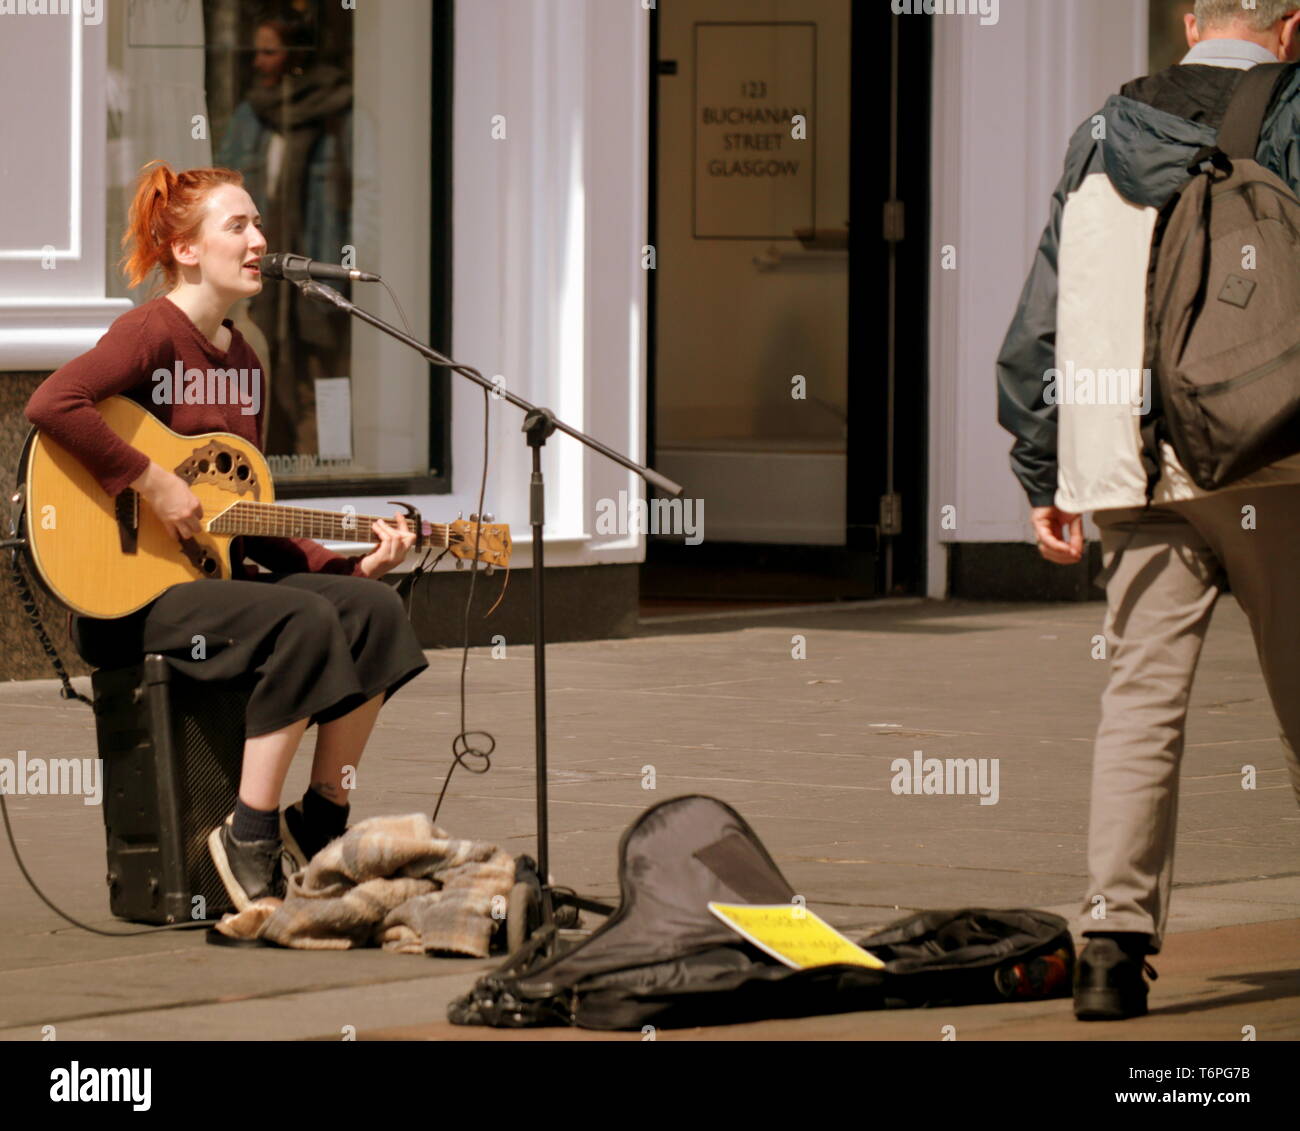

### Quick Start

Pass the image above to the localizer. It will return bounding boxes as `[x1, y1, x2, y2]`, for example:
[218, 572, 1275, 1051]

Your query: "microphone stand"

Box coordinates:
[292, 274, 683, 951]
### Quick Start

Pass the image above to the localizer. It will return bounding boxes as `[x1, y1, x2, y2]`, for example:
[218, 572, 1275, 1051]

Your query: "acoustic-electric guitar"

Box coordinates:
[19, 395, 512, 619]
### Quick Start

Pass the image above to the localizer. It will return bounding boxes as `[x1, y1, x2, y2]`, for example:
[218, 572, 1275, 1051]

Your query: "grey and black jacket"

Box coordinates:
[995, 59, 1300, 507]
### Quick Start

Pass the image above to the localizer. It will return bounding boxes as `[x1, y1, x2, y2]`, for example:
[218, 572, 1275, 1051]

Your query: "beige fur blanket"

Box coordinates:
[214, 813, 515, 956]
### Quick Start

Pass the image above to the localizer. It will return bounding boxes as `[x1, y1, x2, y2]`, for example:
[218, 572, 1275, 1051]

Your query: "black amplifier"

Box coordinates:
[91, 656, 246, 924]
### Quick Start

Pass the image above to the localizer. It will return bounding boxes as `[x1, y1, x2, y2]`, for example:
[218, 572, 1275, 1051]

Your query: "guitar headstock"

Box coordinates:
[447, 519, 512, 569]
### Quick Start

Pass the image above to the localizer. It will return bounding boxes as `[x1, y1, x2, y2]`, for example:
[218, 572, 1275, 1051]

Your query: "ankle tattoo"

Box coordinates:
[310, 781, 345, 804]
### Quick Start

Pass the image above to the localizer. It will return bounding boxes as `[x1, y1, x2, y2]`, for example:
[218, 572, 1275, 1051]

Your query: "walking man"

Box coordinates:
[995, 1, 1300, 1019]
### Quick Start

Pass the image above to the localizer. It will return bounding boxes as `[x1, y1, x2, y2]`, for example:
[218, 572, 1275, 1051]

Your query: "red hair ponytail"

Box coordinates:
[119, 160, 246, 295]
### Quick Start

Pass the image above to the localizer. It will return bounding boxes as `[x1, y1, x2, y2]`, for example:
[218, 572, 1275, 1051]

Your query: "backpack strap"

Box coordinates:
[1216, 62, 1297, 159]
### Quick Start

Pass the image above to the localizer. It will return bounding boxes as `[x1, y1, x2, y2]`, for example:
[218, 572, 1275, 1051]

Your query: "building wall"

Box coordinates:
[926, 0, 1149, 597]
[446, 0, 649, 574]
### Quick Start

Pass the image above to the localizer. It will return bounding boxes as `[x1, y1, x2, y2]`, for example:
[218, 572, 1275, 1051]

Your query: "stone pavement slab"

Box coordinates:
[0, 599, 1296, 1040]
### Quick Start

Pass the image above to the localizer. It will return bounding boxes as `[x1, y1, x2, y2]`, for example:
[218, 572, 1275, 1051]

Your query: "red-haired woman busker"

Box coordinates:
[26, 161, 429, 910]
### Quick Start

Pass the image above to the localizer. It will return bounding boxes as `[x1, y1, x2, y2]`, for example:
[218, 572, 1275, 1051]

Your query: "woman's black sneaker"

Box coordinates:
[281, 801, 346, 872]
[1073, 935, 1158, 1020]
[208, 815, 287, 910]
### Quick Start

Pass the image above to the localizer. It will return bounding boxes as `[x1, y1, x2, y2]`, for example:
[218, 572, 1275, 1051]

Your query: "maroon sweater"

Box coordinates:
[25, 295, 364, 579]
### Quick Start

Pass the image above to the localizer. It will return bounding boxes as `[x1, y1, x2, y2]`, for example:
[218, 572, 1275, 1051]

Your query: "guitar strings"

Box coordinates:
[213, 501, 451, 545]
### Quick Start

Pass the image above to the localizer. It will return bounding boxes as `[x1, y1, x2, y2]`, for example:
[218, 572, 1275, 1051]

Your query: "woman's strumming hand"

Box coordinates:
[132, 460, 204, 542]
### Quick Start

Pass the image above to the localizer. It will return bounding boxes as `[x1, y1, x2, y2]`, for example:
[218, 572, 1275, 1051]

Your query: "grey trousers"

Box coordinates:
[1081, 485, 1300, 952]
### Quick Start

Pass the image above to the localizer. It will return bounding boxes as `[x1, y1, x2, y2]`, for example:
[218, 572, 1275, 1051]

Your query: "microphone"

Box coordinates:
[256, 252, 380, 283]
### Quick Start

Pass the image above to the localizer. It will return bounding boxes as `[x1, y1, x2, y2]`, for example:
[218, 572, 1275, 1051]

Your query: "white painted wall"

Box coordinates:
[435, 0, 649, 570]
[926, 0, 1148, 596]
[0, 9, 133, 367]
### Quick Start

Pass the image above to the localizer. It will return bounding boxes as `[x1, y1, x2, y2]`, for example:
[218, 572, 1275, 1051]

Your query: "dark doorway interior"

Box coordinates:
[643, 5, 931, 606]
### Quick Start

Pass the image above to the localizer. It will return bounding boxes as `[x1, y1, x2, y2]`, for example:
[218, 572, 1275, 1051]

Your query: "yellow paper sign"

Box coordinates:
[708, 902, 885, 970]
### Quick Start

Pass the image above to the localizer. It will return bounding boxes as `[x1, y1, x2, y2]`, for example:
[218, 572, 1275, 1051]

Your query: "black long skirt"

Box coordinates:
[71, 573, 429, 737]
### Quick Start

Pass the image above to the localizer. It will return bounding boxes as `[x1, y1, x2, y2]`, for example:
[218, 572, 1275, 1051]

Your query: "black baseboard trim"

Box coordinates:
[398, 562, 640, 648]
[641, 541, 879, 601]
[947, 542, 1104, 602]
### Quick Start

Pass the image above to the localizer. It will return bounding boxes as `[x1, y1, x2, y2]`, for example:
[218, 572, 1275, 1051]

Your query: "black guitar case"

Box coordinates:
[448, 795, 1073, 1031]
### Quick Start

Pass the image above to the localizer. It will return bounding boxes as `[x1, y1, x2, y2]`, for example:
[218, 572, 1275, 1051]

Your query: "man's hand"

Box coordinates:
[356, 512, 416, 579]
[1031, 505, 1083, 565]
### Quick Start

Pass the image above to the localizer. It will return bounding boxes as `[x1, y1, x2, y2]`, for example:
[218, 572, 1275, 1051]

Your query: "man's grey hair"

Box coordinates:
[1195, 0, 1299, 32]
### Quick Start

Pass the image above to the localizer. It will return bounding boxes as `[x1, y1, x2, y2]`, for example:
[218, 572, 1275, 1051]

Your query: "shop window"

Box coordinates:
[104, 0, 451, 494]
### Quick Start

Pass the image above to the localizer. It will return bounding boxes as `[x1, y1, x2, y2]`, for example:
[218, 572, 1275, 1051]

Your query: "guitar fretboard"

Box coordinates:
[208, 501, 445, 545]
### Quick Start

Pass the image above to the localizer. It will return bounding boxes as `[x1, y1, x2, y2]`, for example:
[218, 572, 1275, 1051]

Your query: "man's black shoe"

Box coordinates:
[1074, 935, 1158, 1020]
[208, 815, 287, 910]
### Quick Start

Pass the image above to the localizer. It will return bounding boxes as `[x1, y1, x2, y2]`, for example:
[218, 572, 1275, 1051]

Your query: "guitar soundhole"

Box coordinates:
[173, 440, 260, 499]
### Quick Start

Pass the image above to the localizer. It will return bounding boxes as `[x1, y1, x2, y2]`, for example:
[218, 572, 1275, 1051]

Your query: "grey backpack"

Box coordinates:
[1149, 62, 1300, 491]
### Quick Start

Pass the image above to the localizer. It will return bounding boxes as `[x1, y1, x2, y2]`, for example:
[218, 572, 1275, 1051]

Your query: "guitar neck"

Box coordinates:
[208, 501, 446, 546]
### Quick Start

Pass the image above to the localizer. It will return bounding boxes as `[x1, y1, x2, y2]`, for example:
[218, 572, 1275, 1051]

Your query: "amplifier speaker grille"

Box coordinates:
[93, 656, 247, 924]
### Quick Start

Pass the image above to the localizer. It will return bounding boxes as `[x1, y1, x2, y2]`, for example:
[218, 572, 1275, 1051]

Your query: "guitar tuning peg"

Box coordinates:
[482, 513, 494, 523]
[456, 510, 463, 520]
[455, 558, 464, 570]
[469, 513, 479, 522]
[485, 564, 495, 575]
